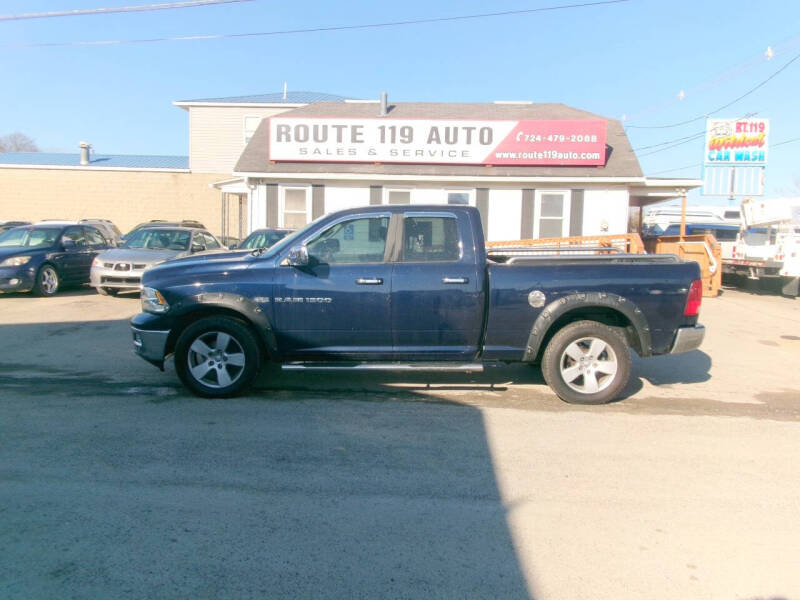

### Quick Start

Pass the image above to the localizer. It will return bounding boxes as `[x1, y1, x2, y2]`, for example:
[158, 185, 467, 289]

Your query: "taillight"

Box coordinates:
[684, 279, 703, 317]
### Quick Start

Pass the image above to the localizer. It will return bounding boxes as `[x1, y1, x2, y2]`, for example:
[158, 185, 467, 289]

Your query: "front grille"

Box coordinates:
[133, 263, 147, 270]
[101, 276, 141, 285]
[103, 262, 114, 268]
[114, 263, 131, 271]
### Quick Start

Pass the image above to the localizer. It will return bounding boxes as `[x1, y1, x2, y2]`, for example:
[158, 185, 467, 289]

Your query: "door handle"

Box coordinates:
[442, 277, 469, 284]
[356, 278, 383, 285]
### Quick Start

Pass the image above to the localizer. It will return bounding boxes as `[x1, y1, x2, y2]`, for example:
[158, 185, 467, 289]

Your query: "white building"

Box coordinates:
[228, 97, 700, 241]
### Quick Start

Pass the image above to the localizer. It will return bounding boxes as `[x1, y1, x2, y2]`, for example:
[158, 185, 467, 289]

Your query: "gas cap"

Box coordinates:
[528, 290, 546, 308]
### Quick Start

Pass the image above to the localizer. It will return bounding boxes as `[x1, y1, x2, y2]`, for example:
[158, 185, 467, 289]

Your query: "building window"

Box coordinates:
[243, 116, 262, 145]
[385, 188, 412, 205]
[446, 189, 475, 205]
[534, 190, 571, 238]
[280, 186, 311, 229]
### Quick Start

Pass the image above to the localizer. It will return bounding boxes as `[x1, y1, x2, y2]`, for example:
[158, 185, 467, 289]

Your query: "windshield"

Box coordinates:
[261, 214, 329, 258]
[241, 229, 290, 249]
[123, 228, 191, 251]
[0, 226, 61, 248]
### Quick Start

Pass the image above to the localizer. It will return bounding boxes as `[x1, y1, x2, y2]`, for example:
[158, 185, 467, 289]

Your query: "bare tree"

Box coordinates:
[0, 132, 39, 153]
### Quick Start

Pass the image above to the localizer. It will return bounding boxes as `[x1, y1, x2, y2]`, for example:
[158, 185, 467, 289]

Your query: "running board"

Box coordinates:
[281, 362, 484, 373]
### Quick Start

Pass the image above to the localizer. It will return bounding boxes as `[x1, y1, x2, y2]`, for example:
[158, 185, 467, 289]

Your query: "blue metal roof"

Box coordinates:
[176, 91, 352, 104]
[0, 152, 189, 169]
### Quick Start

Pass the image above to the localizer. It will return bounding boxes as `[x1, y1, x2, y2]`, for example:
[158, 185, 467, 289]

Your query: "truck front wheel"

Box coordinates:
[174, 316, 261, 398]
[541, 320, 631, 405]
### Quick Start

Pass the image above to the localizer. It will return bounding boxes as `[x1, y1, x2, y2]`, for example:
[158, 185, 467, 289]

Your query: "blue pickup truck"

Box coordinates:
[131, 205, 705, 404]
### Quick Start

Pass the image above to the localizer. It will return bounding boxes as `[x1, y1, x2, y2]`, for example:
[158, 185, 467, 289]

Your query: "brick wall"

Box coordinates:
[0, 168, 228, 236]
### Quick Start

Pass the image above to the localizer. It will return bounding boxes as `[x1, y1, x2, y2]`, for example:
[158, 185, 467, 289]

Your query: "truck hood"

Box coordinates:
[141, 248, 257, 286]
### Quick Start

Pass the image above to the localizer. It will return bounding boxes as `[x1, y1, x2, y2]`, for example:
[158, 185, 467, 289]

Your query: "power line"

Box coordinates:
[648, 163, 702, 176]
[773, 136, 800, 147]
[2, 0, 632, 48]
[636, 132, 706, 157]
[634, 112, 759, 157]
[622, 32, 800, 124]
[0, 0, 254, 21]
[632, 129, 705, 151]
[626, 50, 800, 130]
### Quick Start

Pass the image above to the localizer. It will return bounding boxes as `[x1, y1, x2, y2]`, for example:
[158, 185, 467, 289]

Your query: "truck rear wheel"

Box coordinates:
[541, 320, 631, 405]
[174, 316, 261, 398]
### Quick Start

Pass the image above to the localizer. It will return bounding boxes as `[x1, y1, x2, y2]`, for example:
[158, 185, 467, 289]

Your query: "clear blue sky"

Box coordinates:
[2, 0, 798, 205]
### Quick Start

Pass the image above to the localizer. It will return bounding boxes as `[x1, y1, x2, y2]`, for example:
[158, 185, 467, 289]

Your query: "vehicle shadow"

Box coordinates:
[0, 317, 536, 599]
[632, 350, 712, 385]
[0, 285, 98, 299]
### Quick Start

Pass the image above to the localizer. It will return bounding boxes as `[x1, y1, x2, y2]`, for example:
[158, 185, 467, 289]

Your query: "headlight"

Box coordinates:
[141, 286, 169, 314]
[0, 255, 31, 267]
[92, 257, 103, 267]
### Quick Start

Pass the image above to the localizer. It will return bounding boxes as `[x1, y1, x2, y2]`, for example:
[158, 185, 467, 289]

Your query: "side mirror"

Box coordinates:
[191, 244, 204, 254]
[286, 245, 309, 267]
[115, 240, 125, 248]
[62, 239, 76, 250]
[229, 243, 238, 250]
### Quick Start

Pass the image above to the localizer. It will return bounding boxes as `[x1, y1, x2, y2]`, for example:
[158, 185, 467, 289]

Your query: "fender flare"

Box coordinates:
[168, 291, 278, 357]
[522, 292, 652, 362]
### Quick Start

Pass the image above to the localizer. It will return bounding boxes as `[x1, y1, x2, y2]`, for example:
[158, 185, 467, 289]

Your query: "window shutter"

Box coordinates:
[476, 188, 489, 238]
[569, 190, 584, 236]
[521, 189, 535, 239]
[369, 185, 382, 205]
[312, 184, 325, 218]
[266, 183, 278, 227]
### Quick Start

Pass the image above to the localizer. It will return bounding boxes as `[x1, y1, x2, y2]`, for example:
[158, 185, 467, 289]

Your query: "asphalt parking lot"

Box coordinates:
[1, 286, 799, 599]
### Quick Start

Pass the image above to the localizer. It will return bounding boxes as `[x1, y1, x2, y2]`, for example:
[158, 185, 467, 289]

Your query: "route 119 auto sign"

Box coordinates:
[268, 117, 607, 166]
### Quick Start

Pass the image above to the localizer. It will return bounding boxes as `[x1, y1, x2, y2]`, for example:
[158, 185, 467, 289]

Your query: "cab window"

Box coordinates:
[307, 216, 389, 264]
[400, 216, 460, 262]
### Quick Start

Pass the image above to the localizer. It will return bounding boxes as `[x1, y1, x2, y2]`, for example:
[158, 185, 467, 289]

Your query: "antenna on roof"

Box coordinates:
[282, 82, 287, 101]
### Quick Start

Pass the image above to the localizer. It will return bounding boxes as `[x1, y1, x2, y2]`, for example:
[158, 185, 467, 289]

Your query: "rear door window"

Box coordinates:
[400, 216, 461, 262]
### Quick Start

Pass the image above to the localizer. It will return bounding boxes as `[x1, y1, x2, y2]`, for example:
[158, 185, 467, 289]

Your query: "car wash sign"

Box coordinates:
[705, 118, 769, 165]
[268, 117, 607, 166]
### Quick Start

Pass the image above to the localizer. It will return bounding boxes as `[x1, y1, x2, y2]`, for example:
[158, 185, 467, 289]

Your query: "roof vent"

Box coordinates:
[380, 91, 388, 116]
[79, 141, 91, 165]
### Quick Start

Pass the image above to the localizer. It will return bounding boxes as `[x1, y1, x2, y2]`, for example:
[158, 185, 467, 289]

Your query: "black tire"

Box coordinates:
[33, 264, 60, 296]
[174, 316, 261, 398]
[96, 287, 118, 296]
[541, 320, 631, 405]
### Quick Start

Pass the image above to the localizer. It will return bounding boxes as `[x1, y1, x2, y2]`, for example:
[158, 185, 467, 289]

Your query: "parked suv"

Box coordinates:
[0, 222, 112, 295]
[79, 218, 123, 245]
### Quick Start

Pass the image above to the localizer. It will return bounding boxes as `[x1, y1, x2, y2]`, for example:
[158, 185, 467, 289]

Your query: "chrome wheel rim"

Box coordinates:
[559, 336, 618, 394]
[41, 268, 58, 294]
[186, 331, 246, 389]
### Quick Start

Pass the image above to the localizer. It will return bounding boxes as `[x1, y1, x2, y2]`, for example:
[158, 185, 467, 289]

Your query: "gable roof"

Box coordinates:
[0, 152, 189, 171]
[174, 91, 352, 106]
[234, 102, 643, 180]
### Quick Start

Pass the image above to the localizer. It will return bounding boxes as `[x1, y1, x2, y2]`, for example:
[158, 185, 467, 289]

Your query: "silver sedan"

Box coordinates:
[90, 227, 223, 295]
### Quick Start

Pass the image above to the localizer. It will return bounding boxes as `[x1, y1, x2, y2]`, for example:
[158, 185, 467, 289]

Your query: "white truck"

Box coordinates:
[727, 198, 800, 296]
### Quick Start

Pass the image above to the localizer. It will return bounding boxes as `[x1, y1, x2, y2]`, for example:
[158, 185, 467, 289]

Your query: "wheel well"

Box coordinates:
[165, 307, 269, 358]
[535, 307, 640, 361]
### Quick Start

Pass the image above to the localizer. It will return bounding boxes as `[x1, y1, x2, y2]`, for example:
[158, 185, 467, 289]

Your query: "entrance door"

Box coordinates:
[272, 213, 393, 360]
